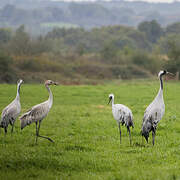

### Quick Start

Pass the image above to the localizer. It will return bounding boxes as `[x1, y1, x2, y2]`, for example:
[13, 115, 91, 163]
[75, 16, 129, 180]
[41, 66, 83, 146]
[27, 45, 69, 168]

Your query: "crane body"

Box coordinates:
[142, 70, 173, 145]
[20, 80, 58, 143]
[108, 94, 134, 145]
[0, 79, 23, 134]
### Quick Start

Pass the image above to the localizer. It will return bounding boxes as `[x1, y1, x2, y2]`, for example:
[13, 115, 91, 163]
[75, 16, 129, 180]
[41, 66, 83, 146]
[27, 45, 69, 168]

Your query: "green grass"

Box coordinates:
[0, 81, 180, 179]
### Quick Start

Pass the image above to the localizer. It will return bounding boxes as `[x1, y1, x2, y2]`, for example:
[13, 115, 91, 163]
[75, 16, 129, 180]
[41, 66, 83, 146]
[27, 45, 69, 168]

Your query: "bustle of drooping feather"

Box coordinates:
[20, 110, 33, 129]
[20, 101, 49, 129]
[129, 115, 134, 128]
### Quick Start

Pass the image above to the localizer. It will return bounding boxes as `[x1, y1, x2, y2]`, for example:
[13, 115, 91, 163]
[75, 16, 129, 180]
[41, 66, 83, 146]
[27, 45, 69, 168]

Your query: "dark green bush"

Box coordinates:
[0, 53, 17, 82]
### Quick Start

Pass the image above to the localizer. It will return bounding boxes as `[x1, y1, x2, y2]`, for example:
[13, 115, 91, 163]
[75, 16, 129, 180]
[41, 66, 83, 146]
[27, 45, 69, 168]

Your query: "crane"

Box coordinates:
[141, 70, 173, 145]
[20, 80, 58, 144]
[108, 94, 134, 145]
[0, 79, 23, 134]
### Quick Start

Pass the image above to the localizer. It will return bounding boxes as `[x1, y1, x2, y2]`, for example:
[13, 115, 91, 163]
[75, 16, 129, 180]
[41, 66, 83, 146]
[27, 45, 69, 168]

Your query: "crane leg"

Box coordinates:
[37, 121, 54, 143]
[11, 124, 14, 133]
[118, 122, 121, 144]
[127, 126, 132, 146]
[152, 130, 156, 146]
[4, 127, 7, 136]
[35, 122, 38, 144]
[11, 118, 15, 133]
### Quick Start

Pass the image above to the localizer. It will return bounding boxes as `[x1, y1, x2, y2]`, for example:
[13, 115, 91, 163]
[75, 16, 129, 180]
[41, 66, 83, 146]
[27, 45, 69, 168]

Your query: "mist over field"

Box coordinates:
[0, 0, 180, 33]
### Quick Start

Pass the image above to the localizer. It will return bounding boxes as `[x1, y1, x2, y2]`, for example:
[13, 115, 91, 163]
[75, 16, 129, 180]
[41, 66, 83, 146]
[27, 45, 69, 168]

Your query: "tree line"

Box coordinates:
[0, 20, 180, 84]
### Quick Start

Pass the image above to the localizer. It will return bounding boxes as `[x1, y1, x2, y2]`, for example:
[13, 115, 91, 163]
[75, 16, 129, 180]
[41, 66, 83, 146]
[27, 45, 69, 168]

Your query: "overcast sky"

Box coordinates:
[52, 0, 180, 2]
[125, 0, 179, 3]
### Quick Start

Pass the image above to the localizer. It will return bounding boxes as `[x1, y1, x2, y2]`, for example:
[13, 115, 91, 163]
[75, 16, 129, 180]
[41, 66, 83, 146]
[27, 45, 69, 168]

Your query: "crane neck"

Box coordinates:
[16, 83, 21, 100]
[46, 84, 53, 109]
[157, 74, 164, 99]
[111, 97, 115, 106]
[159, 74, 163, 90]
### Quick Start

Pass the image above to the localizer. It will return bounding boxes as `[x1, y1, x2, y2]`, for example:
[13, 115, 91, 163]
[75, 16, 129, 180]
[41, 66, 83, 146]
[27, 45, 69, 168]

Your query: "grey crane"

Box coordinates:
[141, 70, 173, 145]
[0, 79, 23, 134]
[108, 94, 134, 145]
[20, 80, 58, 143]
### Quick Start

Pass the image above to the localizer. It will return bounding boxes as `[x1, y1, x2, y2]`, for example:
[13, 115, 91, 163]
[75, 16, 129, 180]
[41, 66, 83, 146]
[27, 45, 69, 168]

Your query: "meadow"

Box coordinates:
[0, 80, 180, 180]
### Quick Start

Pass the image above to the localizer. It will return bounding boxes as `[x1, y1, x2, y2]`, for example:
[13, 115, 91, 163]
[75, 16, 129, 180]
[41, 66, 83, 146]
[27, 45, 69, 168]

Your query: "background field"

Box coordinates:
[0, 81, 180, 180]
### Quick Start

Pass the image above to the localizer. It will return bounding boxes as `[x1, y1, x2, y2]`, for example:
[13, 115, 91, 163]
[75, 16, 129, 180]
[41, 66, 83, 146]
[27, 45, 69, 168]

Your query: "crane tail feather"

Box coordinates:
[20, 112, 34, 129]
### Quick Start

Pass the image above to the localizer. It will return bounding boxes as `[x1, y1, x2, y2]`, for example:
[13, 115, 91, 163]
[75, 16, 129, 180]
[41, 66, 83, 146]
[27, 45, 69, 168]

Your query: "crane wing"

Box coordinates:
[143, 107, 163, 129]
[1, 100, 20, 127]
[115, 104, 134, 127]
[20, 102, 49, 129]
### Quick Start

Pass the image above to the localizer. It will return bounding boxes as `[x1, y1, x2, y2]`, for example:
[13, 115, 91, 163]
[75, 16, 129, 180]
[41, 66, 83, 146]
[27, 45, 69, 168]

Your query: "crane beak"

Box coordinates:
[107, 98, 111, 105]
[167, 72, 174, 76]
[53, 82, 59, 85]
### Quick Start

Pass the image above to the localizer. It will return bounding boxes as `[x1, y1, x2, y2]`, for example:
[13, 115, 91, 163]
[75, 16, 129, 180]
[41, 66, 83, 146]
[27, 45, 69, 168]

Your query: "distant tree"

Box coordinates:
[166, 22, 180, 34]
[46, 28, 66, 39]
[8, 25, 31, 56]
[138, 20, 164, 43]
[164, 36, 180, 73]
[0, 28, 12, 44]
[0, 52, 16, 82]
[76, 43, 85, 56]
[101, 42, 117, 61]
[132, 51, 162, 74]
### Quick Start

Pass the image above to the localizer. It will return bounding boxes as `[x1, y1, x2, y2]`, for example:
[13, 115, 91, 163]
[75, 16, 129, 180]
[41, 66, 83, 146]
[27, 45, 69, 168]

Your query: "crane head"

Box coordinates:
[108, 93, 114, 104]
[17, 79, 23, 85]
[158, 70, 174, 77]
[45, 80, 58, 86]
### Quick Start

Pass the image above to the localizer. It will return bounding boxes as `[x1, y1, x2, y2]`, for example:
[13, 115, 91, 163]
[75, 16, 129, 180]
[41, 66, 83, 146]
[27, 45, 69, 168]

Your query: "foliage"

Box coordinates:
[138, 20, 164, 43]
[0, 21, 179, 83]
[166, 22, 180, 34]
[164, 35, 180, 74]
[0, 28, 12, 44]
[0, 52, 16, 82]
[132, 51, 163, 74]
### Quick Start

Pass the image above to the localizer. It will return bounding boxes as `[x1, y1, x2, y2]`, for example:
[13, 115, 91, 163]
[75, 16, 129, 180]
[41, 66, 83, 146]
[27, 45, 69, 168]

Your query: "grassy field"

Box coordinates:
[0, 80, 180, 180]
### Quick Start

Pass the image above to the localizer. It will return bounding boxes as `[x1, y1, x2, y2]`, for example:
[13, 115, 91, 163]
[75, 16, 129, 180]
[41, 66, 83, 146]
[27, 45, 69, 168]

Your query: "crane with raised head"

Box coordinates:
[108, 94, 134, 145]
[0, 79, 23, 134]
[141, 70, 173, 145]
[20, 80, 58, 144]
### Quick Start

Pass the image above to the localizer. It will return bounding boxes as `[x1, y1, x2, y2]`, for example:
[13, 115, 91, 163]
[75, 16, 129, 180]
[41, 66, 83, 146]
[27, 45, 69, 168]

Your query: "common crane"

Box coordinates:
[108, 94, 134, 145]
[141, 70, 173, 145]
[20, 80, 58, 144]
[0, 79, 23, 134]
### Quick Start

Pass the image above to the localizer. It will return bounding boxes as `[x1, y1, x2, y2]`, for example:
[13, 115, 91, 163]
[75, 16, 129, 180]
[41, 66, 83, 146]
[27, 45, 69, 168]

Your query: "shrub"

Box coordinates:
[0, 53, 17, 82]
